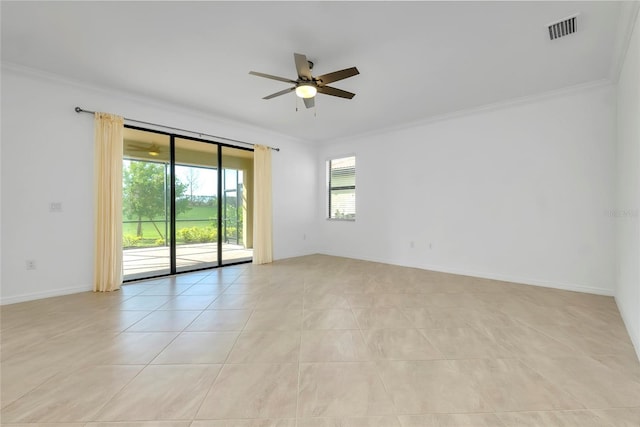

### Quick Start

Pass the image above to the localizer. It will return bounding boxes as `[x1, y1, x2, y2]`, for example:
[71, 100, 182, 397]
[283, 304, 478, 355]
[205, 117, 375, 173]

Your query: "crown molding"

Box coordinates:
[325, 78, 614, 146]
[1, 61, 311, 147]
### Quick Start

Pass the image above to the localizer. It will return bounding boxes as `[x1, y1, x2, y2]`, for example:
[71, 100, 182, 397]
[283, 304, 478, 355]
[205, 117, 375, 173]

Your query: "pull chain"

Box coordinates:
[294, 96, 319, 116]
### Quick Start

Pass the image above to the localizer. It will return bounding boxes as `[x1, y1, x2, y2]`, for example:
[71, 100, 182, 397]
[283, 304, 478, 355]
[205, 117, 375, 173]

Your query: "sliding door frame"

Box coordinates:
[169, 134, 177, 273]
[122, 124, 253, 282]
[217, 145, 223, 267]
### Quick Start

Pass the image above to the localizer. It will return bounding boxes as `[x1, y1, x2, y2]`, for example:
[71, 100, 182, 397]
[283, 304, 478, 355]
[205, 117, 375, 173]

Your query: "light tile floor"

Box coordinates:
[1, 254, 639, 426]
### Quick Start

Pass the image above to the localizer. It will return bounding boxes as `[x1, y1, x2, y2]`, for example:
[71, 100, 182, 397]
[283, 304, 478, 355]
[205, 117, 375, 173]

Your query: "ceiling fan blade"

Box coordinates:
[303, 97, 315, 109]
[316, 67, 360, 85]
[263, 87, 295, 100]
[317, 86, 356, 99]
[294, 53, 312, 80]
[249, 71, 296, 84]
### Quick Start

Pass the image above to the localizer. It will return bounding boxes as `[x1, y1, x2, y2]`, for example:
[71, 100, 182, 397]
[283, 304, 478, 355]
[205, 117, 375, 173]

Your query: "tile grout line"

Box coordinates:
[152, 268, 248, 425]
[89, 280, 205, 423]
[3, 256, 639, 424]
[294, 281, 309, 426]
[186, 268, 248, 423]
[189, 287, 255, 422]
[347, 283, 401, 419]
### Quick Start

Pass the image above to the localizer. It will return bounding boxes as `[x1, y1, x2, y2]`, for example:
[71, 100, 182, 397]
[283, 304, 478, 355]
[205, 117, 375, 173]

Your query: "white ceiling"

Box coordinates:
[1, 1, 633, 143]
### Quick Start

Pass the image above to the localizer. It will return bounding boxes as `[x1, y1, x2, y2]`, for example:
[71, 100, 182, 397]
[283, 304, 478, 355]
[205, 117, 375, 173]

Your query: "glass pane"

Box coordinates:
[329, 156, 356, 219]
[330, 156, 356, 187]
[175, 137, 219, 273]
[221, 146, 254, 265]
[122, 128, 171, 280]
[330, 188, 356, 219]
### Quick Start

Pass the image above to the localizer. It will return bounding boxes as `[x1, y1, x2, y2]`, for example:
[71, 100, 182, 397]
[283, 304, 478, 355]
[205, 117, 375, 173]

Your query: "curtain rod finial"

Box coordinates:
[75, 107, 82, 113]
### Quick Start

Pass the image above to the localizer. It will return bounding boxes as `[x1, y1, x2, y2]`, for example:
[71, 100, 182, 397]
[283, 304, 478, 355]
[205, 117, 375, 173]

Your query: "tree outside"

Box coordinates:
[185, 168, 200, 202]
[123, 161, 190, 241]
[123, 160, 245, 248]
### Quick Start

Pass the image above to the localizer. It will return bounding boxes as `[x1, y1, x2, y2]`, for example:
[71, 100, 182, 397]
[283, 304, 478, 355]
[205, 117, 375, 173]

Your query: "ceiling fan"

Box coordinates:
[250, 53, 359, 109]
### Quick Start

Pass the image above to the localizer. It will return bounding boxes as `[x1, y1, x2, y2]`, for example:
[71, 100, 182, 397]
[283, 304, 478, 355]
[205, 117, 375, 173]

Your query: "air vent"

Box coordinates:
[548, 15, 578, 40]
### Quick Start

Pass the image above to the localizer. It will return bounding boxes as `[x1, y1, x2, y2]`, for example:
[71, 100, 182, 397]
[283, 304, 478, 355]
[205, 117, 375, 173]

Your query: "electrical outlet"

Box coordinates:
[410, 241, 415, 248]
[49, 202, 62, 212]
[303, 233, 307, 240]
[26, 260, 36, 270]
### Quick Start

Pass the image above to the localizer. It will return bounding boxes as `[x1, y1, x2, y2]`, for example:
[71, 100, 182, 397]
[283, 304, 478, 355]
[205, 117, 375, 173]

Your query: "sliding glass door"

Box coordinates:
[221, 146, 254, 265]
[174, 137, 218, 273]
[122, 130, 172, 279]
[122, 127, 254, 281]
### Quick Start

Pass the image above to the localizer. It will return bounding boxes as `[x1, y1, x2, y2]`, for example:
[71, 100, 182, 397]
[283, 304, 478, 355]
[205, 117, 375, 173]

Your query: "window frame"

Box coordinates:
[326, 154, 356, 221]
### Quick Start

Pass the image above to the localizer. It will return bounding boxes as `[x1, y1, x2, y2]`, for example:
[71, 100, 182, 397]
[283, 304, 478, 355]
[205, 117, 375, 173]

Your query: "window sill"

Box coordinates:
[326, 218, 356, 222]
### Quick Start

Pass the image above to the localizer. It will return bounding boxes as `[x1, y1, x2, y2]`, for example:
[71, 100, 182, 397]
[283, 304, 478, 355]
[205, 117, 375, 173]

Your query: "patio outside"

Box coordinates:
[123, 243, 252, 280]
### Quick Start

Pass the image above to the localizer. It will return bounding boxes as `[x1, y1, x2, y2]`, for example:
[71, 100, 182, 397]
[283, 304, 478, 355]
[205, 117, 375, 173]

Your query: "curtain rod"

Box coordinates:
[74, 107, 280, 152]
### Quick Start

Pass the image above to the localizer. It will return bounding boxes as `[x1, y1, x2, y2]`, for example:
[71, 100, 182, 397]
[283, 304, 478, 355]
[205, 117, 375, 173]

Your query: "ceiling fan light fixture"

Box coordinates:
[295, 84, 317, 99]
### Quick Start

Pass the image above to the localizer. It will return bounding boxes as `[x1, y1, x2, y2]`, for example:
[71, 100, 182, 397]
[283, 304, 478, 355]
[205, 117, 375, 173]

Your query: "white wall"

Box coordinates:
[0, 65, 317, 304]
[615, 10, 640, 358]
[317, 84, 617, 295]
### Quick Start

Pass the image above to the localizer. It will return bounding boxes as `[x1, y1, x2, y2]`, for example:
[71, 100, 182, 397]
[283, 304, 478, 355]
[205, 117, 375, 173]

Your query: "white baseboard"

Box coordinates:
[1, 253, 615, 304]
[0, 250, 315, 306]
[316, 251, 614, 296]
[418, 263, 614, 296]
[274, 248, 318, 262]
[0, 249, 317, 306]
[1, 285, 93, 306]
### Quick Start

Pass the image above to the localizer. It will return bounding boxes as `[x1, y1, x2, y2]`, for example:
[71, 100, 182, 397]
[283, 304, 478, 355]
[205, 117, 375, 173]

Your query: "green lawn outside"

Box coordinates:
[177, 205, 217, 220]
[123, 205, 241, 248]
[124, 205, 217, 246]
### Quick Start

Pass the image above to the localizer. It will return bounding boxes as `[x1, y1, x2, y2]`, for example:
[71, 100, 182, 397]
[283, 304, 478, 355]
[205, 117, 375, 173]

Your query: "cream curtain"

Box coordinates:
[93, 113, 124, 292]
[253, 144, 273, 264]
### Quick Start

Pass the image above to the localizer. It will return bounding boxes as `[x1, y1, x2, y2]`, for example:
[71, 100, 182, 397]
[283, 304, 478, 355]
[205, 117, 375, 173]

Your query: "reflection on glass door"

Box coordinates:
[122, 128, 172, 280]
[175, 137, 218, 273]
[221, 146, 254, 265]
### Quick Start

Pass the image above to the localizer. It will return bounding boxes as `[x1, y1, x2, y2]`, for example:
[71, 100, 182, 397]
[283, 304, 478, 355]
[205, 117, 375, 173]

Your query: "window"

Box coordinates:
[328, 155, 356, 220]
